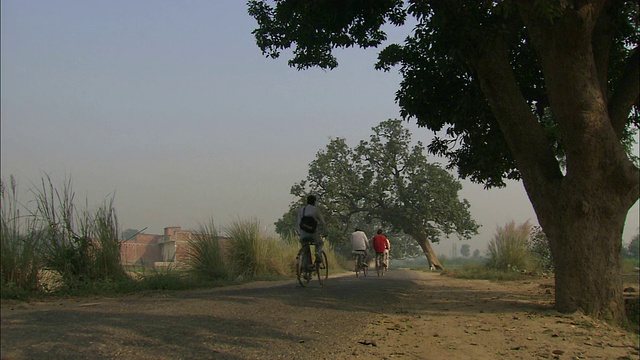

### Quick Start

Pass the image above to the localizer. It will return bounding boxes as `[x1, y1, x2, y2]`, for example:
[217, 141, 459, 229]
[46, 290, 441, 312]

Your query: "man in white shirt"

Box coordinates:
[350, 227, 369, 267]
[298, 195, 326, 264]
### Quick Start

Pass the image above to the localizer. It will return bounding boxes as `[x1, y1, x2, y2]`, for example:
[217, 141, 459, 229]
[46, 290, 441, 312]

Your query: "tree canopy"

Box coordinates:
[249, 1, 638, 188]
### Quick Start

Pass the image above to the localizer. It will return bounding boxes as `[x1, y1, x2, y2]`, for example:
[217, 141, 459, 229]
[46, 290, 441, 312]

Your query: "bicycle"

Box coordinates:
[353, 250, 368, 277]
[296, 238, 328, 287]
[375, 252, 385, 277]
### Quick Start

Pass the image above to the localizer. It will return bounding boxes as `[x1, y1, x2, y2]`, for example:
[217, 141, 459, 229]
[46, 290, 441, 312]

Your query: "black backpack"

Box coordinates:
[299, 206, 318, 233]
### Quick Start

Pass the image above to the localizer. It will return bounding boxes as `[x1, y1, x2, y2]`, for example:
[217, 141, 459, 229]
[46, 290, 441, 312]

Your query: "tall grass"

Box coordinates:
[1, 177, 43, 298]
[90, 198, 128, 281]
[184, 219, 228, 280]
[33, 175, 127, 291]
[226, 218, 296, 278]
[487, 220, 534, 272]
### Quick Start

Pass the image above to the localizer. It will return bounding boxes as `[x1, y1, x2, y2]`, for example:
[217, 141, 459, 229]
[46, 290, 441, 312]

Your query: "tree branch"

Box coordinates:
[608, 47, 639, 138]
[470, 37, 563, 193]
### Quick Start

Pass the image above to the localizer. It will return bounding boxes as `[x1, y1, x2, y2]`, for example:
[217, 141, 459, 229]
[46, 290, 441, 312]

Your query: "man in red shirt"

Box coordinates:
[372, 229, 390, 269]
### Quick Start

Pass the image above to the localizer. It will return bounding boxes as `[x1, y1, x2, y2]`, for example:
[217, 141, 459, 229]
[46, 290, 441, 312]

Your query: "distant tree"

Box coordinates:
[275, 119, 479, 269]
[122, 228, 141, 241]
[460, 244, 471, 258]
[249, 0, 639, 322]
[628, 232, 640, 259]
[472, 249, 481, 259]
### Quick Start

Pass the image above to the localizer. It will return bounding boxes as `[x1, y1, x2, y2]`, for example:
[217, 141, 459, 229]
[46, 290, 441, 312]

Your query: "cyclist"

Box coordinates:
[350, 227, 369, 268]
[297, 195, 326, 268]
[372, 229, 390, 269]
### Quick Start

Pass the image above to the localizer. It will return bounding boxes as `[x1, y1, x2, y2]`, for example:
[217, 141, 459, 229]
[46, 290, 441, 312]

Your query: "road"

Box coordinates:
[2, 269, 638, 359]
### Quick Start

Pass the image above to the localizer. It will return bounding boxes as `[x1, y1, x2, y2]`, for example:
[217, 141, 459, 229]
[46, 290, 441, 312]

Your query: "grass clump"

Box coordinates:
[33, 176, 128, 293]
[135, 264, 195, 291]
[487, 220, 535, 272]
[184, 219, 228, 281]
[622, 258, 639, 274]
[1, 174, 130, 298]
[442, 264, 534, 281]
[1, 177, 43, 299]
[226, 218, 297, 279]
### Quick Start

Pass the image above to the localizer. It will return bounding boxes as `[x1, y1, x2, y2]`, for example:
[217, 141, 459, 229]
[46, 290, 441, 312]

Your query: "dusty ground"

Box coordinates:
[1, 269, 638, 360]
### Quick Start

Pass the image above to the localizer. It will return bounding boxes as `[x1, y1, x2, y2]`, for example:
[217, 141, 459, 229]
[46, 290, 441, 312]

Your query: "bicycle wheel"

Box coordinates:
[379, 254, 385, 277]
[296, 249, 311, 287]
[316, 251, 328, 286]
[354, 255, 360, 277]
[362, 257, 368, 277]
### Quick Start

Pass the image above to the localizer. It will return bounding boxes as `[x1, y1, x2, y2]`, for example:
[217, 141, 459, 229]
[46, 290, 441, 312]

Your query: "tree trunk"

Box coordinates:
[411, 233, 444, 270]
[470, 4, 639, 322]
[536, 186, 627, 320]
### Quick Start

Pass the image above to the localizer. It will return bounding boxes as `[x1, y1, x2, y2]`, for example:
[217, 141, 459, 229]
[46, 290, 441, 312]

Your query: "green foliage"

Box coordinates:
[627, 232, 639, 259]
[249, 1, 639, 187]
[388, 233, 423, 259]
[275, 119, 479, 258]
[487, 221, 534, 272]
[226, 218, 297, 278]
[91, 198, 129, 282]
[33, 176, 127, 290]
[443, 264, 534, 282]
[460, 244, 471, 257]
[248, 0, 406, 70]
[1, 177, 43, 297]
[184, 219, 228, 281]
[529, 226, 554, 272]
[136, 265, 194, 291]
[622, 258, 639, 274]
[4, 175, 354, 299]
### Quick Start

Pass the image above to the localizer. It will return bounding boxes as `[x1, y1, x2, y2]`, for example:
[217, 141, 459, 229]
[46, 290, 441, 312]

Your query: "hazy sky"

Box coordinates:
[2, 1, 638, 255]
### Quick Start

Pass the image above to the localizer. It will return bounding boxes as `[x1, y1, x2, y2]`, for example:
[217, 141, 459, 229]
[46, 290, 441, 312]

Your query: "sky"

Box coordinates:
[2, 1, 638, 256]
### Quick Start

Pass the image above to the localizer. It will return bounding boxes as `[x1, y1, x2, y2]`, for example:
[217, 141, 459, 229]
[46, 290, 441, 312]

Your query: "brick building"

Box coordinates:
[120, 226, 196, 267]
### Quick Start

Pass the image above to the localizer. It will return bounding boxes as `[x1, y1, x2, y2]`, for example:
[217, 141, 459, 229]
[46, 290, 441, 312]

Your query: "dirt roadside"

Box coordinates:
[1, 269, 638, 360]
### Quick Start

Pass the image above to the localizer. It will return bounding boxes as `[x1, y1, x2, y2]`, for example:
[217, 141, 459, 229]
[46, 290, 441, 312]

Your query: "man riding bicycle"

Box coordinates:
[298, 195, 326, 268]
[350, 227, 370, 267]
[372, 229, 390, 269]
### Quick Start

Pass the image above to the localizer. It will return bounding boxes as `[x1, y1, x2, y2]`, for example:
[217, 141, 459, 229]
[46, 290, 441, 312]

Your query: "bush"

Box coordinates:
[443, 263, 534, 281]
[226, 218, 297, 278]
[136, 265, 193, 291]
[487, 220, 534, 272]
[184, 219, 229, 281]
[1, 177, 44, 298]
[32, 175, 127, 291]
[530, 226, 554, 272]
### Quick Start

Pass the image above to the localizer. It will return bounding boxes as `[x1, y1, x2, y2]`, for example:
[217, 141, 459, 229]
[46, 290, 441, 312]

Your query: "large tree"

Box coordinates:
[248, 1, 640, 321]
[276, 119, 479, 268]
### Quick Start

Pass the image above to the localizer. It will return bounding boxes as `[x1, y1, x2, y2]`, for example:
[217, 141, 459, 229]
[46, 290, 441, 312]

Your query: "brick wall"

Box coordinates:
[120, 227, 231, 267]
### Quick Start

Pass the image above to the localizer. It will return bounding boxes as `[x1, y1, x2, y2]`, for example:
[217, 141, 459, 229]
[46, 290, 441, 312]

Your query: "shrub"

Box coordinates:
[226, 218, 296, 278]
[627, 233, 639, 259]
[34, 175, 127, 290]
[487, 220, 534, 272]
[90, 198, 129, 282]
[1, 177, 43, 298]
[136, 264, 193, 291]
[530, 226, 554, 272]
[184, 219, 228, 280]
[444, 263, 532, 281]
